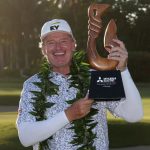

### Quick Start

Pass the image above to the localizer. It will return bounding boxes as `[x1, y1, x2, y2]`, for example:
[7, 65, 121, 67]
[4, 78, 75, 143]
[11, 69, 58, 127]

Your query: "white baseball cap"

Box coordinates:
[40, 19, 74, 40]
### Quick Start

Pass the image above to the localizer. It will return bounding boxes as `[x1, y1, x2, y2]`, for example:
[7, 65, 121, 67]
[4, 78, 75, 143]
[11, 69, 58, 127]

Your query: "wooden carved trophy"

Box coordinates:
[87, 3, 125, 101]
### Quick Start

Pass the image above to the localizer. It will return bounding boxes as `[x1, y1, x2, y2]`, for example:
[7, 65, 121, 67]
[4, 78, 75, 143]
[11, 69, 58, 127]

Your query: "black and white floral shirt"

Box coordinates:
[17, 72, 120, 150]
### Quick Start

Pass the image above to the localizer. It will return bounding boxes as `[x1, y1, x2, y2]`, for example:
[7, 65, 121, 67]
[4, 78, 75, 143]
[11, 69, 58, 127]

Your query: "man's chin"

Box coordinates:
[52, 63, 69, 68]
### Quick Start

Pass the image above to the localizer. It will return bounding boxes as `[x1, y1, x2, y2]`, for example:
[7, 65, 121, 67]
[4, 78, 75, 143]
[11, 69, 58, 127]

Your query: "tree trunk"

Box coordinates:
[0, 45, 4, 70]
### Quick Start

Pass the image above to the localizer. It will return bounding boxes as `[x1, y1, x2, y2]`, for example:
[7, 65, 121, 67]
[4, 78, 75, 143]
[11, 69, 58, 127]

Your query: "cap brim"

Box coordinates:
[40, 30, 74, 40]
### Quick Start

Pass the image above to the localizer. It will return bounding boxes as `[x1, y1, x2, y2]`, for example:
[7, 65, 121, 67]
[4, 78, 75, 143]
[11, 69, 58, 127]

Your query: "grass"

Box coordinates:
[107, 98, 150, 148]
[136, 83, 150, 98]
[0, 79, 150, 149]
[0, 79, 22, 105]
[108, 121, 150, 148]
[0, 112, 32, 150]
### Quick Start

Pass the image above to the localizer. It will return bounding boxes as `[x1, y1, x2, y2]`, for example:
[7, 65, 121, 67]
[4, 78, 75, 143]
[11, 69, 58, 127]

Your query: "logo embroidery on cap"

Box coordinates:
[50, 25, 59, 31]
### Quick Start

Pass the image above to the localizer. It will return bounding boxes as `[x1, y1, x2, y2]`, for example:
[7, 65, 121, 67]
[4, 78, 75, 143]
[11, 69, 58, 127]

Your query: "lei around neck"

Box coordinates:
[30, 50, 98, 150]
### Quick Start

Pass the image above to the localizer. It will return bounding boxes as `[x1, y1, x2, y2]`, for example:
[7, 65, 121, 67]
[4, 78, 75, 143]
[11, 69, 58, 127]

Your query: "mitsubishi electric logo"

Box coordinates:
[97, 77, 116, 83]
[97, 76, 117, 87]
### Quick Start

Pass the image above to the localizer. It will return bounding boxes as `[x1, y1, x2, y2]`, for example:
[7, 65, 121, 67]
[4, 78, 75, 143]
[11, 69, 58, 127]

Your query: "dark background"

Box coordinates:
[0, 0, 150, 82]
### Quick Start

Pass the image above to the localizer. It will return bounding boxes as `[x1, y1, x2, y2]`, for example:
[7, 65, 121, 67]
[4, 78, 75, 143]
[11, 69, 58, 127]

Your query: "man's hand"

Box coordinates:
[65, 97, 94, 122]
[107, 39, 128, 71]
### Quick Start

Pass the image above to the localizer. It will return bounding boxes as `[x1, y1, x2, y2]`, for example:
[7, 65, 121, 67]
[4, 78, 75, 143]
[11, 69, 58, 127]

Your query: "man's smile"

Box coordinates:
[53, 52, 65, 56]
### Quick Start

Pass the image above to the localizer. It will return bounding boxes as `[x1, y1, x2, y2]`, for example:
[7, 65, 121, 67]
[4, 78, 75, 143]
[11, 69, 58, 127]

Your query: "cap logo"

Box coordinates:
[41, 20, 73, 39]
[50, 25, 59, 31]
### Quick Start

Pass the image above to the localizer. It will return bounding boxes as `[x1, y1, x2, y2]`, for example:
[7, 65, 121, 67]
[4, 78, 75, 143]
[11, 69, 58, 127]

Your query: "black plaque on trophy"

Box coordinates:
[89, 70, 125, 101]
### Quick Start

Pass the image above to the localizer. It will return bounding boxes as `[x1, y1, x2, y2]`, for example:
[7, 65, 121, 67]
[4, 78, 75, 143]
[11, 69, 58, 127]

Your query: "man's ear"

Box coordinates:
[41, 45, 46, 55]
[72, 41, 77, 51]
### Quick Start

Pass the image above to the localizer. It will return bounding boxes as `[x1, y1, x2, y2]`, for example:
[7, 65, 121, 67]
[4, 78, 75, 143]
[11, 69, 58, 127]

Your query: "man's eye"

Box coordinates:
[47, 41, 55, 45]
[61, 40, 67, 43]
[61, 40, 68, 44]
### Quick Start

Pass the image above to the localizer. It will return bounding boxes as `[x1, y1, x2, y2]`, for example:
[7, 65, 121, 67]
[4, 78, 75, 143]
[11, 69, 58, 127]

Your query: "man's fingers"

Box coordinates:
[108, 47, 128, 59]
[112, 39, 126, 50]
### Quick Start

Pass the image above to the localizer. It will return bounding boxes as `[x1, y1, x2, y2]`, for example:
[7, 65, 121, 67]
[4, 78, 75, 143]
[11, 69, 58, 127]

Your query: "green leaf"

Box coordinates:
[32, 82, 43, 87]
[29, 111, 38, 116]
[88, 122, 97, 130]
[66, 100, 74, 105]
[30, 90, 42, 97]
[45, 102, 55, 108]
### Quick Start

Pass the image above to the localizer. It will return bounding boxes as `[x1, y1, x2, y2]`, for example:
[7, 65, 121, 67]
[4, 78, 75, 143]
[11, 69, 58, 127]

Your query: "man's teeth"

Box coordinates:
[54, 52, 65, 56]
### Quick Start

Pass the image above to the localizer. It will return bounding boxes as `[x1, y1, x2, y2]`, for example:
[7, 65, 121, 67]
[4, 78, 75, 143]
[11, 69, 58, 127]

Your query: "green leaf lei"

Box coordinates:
[30, 50, 98, 150]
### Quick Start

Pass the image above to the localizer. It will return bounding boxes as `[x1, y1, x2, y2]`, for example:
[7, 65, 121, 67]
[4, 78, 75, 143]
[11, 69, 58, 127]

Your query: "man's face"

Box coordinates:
[42, 32, 76, 70]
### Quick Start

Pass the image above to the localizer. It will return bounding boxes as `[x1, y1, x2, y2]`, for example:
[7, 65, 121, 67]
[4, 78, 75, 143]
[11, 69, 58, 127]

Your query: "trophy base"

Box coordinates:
[89, 70, 125, 101]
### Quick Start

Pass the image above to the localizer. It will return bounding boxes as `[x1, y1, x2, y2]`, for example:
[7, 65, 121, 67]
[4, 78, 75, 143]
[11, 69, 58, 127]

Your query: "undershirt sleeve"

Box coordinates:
[17, 111, 69, 147]
[112, 69, 143, 122]
[16, 77, 69, 147]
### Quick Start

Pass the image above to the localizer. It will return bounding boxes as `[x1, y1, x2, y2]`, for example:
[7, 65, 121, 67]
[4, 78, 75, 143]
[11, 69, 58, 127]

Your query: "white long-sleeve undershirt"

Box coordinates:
[17, 111, 69, 147]
[114, 69, 143, 122]
[17, 69, 143, 147]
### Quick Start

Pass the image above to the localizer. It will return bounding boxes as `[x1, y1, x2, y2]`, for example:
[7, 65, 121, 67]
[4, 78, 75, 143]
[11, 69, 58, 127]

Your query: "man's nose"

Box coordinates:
[55, 42, 61, 50]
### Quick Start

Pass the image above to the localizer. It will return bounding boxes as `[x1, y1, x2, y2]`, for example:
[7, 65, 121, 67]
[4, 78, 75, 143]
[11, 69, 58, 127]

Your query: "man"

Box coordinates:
[16, 19, 143, 150]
